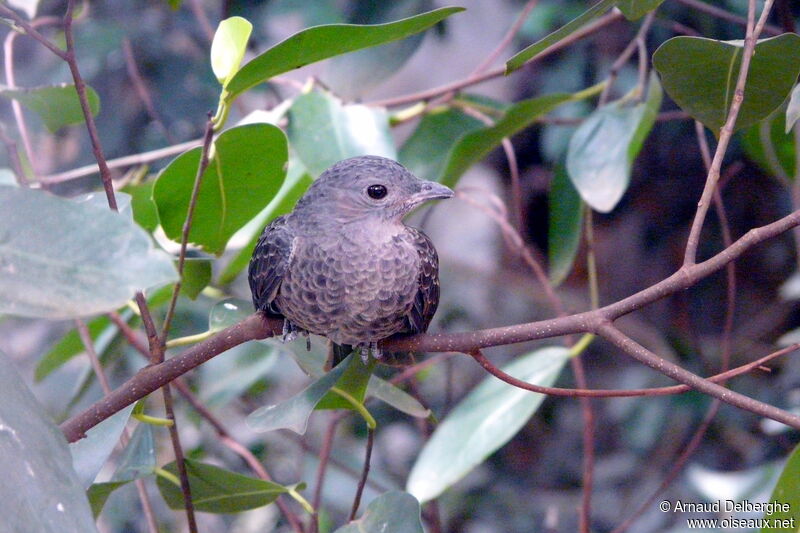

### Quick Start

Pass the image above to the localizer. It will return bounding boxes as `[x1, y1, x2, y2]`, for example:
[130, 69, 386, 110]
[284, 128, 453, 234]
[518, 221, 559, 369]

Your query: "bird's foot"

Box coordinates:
[358, 342, 382, 364]
[281, 320, 299, 343]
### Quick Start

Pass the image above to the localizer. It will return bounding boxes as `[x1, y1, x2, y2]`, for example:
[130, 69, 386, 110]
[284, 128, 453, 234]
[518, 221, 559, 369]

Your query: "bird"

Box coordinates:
[248, 155, 453, 365]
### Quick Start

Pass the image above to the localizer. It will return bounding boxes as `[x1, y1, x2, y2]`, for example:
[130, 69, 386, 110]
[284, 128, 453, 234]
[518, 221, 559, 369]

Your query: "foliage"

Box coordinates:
[1, 1, 800, 532]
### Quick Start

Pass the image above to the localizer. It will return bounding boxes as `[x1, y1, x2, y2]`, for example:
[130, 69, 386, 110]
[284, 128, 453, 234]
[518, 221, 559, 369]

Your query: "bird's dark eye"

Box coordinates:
[367, 184, 388, 200]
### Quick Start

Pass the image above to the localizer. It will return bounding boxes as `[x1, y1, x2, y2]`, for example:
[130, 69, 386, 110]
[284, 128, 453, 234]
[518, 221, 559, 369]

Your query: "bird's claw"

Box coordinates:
[281, 319, 298, 343]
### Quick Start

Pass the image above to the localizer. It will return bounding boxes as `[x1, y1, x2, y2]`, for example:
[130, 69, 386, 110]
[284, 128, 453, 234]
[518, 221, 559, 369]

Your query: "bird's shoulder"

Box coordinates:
[248, 215, 296, 314]
[402, 226, 441, 334]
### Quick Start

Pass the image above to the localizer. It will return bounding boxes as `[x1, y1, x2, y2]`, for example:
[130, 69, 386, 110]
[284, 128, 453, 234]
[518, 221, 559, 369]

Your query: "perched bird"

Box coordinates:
[248, 155, 453, 363]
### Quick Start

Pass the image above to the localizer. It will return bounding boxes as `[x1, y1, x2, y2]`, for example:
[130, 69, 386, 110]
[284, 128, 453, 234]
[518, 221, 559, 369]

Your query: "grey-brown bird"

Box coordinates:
[248, 155, 452, 363]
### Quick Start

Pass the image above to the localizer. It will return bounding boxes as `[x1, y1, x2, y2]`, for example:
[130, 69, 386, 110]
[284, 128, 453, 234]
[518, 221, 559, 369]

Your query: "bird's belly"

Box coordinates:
[276, 237, 418, 344]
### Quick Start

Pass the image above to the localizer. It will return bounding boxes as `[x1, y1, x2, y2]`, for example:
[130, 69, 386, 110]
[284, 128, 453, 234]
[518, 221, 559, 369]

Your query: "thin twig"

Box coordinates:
[63, 0, 118, 211]
[675, 0, 782, 35]
[598, 12, 656, 106]
[0, 122, 27, 186]
[162, 386, 198, 533]
[469, 0, 540, 76]
[310, 414, 343, 533]
[161, 115, 215, 342]
[122, 38, 173, 143]
[683, 0, 774, 265]
[369, 11, 625, 108]
[0, 5, 68, 59]
[348, 428, 374, 521]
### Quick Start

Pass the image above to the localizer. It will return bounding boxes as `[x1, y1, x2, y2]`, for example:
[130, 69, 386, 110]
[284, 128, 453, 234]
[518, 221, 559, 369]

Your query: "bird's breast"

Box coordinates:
[276, 227, 420, 344]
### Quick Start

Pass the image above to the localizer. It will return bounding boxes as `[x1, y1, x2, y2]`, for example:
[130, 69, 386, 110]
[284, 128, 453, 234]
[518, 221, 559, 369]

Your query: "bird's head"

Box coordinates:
[294, 156, 454, 224]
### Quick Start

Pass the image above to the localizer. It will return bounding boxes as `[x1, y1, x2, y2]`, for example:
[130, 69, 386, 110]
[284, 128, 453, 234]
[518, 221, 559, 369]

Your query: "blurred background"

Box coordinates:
[2, 0, 800, 531]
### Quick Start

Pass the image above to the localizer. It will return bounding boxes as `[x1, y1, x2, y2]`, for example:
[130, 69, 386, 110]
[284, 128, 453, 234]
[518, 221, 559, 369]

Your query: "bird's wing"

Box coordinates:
[248, 215, 294, 316]
[405, 228, 441, 334]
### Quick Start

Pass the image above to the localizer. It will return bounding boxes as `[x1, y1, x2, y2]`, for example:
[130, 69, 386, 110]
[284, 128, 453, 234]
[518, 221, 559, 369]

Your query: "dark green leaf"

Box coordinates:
[334, 491, 423, 533]
[225, 7, 465, 100]
[317, 352, 374, 410]
[123, 181, 158, 233]
[763, 443, 800, 532]
[398, 107, 483, 183]
[69, 404, 136, 488]
[786, 83, 800, 133]
[653, 34, 800, 134]
[87, 481, 130, 518]
[0, 188, 177, 318]
[548, 165, 583, 286]
[505, 0, 616, 74]
[247, 356, 351, 433]
[0, 84, 100, 133]
[288, 90, 396, 177]
[617, 0, 665, 20]
[180, 258, 212, 300]
[157, 459, 291, 513]
[218, 158, 312, 285]
[407, 347, 571, 502]
[0, 350, 100, 532]
[154, 123, 288, 255]
[741, 113, 796, 179]
[439, 93, 574, 187]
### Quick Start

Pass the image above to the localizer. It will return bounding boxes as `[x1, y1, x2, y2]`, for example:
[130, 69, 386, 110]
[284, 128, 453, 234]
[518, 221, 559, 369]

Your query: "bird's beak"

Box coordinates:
[411, 180, 454, 205]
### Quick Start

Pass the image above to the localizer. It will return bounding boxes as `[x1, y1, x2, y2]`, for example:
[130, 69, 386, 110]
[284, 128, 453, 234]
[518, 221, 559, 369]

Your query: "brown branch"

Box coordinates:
[161, 385, 198, 532]
[469, 0, 540, 76]
[61, 205, 800, 442]
[596, 323, 800, 428]
[121, 38, 173, 143]
[675, 0, 782, 35]
[63, 0, 118, 211]
[348, 428, 374, 521]
[161, 115, 216, 342]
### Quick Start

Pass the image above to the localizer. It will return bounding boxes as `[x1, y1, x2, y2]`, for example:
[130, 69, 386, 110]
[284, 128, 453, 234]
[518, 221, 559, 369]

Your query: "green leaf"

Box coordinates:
[247, 356, 351, 434]
[0, 188, 177, 319]
[439, 93, 574, 187]
[36, 315, 109, 381]
[69, 404, 136, 488]
[122, 181, 158, 233]
[208, 297, 253, 332]
[505, 0, 616, 74]
[154, 123, 288, 255]
[566, 76, 661, 213]
[218, 158, 313, 285]
[0, 84, 100, 133]
[786, 83, 800, 133]
[762, 443, 800, 532]
[225, 6, 465, 100]
[211, 16, 253, 86]
[398, 107, 483, 182]
[741, 112, 796, 179]
[548, 165, 583, 286]
[407, 346, 571, 502]
[288, 90, 396, 177]
[157, 459, 291, 513]
[616, 0, 665, 20]
[180, 257, 212, 300]
[317, 353, 374, 410]
[367, 376, 431, 418]
[334, 491, 423, 533]
[653, 34, 800, 134]
[111, 423, 156, 482]
[0, 350, 100, 533]
[325, 1, 433, 98]
[87, 481, 130, 518]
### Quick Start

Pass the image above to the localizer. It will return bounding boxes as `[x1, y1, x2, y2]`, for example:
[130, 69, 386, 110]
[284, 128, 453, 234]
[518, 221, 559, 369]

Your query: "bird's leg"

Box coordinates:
[281, 319, 298, 343]
[359, 341, 382, 364]
[305, 332, 311, 351]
